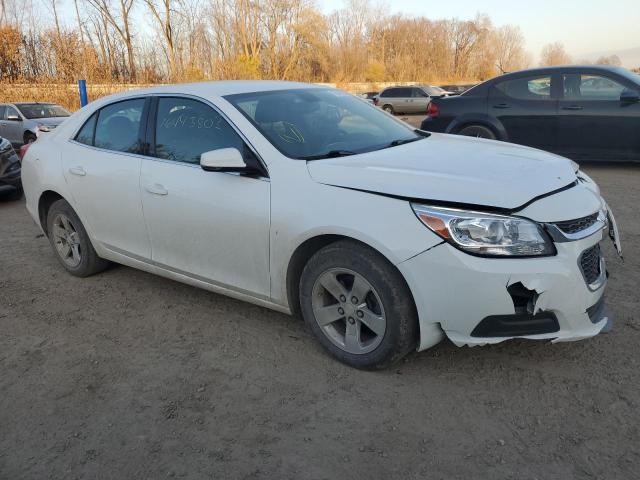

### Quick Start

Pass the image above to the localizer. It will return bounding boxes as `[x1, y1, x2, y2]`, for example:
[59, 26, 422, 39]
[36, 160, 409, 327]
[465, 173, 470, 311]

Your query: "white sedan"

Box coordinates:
[21, 81, 621, 369]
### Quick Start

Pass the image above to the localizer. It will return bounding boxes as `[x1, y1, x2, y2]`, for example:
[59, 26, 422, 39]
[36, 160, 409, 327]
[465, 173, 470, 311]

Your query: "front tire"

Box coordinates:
[457, 124, 496, 139]
[299, 240, 418, 369]
[24, 132, 36, 144]
[46, 199, 110, 277]
[382, 104, 395, 115]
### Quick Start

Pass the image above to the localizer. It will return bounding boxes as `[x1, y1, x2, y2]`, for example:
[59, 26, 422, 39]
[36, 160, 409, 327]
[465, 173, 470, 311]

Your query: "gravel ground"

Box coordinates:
[0, 164, 638, 480]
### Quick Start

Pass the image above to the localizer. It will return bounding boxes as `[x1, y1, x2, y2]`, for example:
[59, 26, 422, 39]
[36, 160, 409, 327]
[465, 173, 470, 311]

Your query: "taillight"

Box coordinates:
[427, 102, 439, 118]
[19, 143, 30, 160]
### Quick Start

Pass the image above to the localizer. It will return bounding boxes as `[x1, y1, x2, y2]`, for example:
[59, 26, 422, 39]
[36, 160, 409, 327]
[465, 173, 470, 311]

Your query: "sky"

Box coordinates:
[321, 0, 640, 65]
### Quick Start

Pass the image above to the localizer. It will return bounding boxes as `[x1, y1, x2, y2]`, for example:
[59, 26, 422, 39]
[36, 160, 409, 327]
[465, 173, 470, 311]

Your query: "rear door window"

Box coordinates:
[494, 76, 552, 100]
[396, 87, 413, 98]
[563, 74, 626, 100]
[94, 99, 145, 153]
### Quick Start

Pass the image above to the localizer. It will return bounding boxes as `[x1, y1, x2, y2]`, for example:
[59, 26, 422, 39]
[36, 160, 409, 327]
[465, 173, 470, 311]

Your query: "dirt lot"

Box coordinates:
[1, 165, 639, 480]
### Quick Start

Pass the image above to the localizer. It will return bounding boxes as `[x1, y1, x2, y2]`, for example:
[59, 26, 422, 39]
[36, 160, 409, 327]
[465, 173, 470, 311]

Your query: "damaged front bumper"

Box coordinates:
[399, 224, 612, 350]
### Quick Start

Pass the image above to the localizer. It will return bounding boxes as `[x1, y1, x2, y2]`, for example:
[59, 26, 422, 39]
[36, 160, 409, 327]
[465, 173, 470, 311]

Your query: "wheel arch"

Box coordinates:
[285, 234, 416, 321]
[23, 130, 37, 143]
[447, 114, 507, 141]
[38, 190, 65, 235]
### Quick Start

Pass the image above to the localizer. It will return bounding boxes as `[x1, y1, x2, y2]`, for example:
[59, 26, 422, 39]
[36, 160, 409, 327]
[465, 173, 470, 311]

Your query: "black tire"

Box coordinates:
[299, 240, 418, 369]
[46, 199, 110, 277]
[457, 124, 496, 139]
[382, 104, 395, 115]
[24, 132, 36, 144]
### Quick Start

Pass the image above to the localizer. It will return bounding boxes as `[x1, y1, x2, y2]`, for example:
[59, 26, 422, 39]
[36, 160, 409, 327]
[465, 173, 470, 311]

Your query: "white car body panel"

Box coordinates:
[139, 158, 271, 299]
[21, 80, 617, 355]
[307, 133, 576, 210]
[63, 143, 151, 260]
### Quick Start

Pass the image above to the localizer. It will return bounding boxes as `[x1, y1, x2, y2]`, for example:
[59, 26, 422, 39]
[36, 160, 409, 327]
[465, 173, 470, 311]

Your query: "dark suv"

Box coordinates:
[421, 65, 640, 162]
[0, 136, 21, 198]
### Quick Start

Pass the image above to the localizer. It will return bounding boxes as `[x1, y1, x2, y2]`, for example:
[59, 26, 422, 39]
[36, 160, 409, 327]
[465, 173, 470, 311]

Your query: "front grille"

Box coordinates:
[580, 244, 601, 285]
[555, 213, 599, 234]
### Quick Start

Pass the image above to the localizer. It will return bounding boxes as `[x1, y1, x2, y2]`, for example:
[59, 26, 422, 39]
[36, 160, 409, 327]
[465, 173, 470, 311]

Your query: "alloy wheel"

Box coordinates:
[51, 213, 82, 267]
[311, 268, 386, 355]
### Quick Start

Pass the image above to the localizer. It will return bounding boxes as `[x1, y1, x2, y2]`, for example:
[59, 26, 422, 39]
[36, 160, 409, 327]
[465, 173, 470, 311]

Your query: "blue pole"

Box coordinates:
[78, 79, 88, 107]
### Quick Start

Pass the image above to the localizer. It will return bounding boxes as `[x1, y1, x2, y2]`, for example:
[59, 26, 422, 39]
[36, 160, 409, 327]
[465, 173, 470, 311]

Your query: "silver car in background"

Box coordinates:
[374, 85, 451, 115]
[0, 103, 70, 146]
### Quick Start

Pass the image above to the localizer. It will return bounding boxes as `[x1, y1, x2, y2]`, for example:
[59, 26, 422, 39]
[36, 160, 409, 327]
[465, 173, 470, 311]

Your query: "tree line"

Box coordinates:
[0, 0, 633, 86]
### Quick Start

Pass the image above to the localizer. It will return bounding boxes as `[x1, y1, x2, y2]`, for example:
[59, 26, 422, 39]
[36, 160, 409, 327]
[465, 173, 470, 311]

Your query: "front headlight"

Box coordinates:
[0, 138, 11, 150]
[411, 204, 556, 257]
[37, 124, 52, 132]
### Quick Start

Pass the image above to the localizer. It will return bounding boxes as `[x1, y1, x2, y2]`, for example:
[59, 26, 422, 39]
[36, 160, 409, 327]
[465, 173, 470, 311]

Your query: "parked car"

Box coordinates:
[422, 65, 640, 162]
[0, 136, 22, 198]
[375, 85, 449, 114]
[358, 91, 379, 104]
[439, 84, 476, 95]
[0, 102, 70, 146]
[22, 81, 620, 369]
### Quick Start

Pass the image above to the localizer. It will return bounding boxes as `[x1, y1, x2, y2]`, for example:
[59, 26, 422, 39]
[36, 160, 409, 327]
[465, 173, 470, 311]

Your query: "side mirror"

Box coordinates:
[6, 114, 21, 121]
[620, 88, 640, 103]
[200, 148, 248, 172]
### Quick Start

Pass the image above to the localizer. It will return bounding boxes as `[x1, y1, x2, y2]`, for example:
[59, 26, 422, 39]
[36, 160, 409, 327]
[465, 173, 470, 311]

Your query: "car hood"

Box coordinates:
[306, 133, 577, 211]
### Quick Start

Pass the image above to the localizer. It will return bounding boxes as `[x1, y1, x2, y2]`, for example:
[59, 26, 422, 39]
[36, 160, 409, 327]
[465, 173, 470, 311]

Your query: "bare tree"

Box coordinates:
[143, 0, 178, 79]
[540, 42, 571, 66]
[493, 25, 528, 73]
[86, 0, 137, 80]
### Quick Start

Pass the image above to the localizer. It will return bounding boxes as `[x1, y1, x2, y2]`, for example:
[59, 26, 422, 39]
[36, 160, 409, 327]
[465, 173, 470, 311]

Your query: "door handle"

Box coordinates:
[68, 166, 86, 176]
[144, 183, 168, 196]
[562, 105, 584, 111]
[492, 103, 510, 109]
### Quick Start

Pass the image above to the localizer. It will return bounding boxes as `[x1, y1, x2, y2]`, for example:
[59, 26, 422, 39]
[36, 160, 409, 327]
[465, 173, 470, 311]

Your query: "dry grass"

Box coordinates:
[0, 80, 480, 111]
[0, 83, 156, 111]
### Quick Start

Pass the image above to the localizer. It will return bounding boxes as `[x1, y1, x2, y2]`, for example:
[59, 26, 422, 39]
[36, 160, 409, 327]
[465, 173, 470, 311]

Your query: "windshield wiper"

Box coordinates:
[300, 150, 358, 160]
[387, 136, 424, 148]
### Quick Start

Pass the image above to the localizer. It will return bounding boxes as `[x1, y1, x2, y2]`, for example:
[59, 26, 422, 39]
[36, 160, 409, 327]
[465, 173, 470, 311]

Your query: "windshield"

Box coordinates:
[17, 104, 70, 119]
[425, 86, 446, 95]
[225, 88, 424, 159]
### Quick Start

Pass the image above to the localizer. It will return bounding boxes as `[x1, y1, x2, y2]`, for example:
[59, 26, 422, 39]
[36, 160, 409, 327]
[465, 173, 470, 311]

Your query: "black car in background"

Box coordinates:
[422, 65, 640, 162]
[439, 84, 476, 95]
[0, 136, 22, 198]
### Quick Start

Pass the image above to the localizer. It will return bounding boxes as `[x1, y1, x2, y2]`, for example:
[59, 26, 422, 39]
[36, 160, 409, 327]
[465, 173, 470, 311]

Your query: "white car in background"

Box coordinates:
[21, 81, 621, 369]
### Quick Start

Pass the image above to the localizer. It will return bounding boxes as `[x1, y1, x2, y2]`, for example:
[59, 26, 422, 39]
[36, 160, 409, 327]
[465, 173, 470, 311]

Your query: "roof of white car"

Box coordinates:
[110, 80, 321, 99]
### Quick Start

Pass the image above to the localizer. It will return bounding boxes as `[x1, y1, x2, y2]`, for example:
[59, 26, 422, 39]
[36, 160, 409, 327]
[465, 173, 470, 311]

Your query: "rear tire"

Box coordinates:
[382, 104, 395, 115]
[46, 199, 110, 277]
[457, 124, 496, 139]
[299, 240, 418, 369]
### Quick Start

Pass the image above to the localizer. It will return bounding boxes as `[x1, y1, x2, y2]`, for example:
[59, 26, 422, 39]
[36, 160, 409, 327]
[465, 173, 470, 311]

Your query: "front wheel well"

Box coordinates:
[38, 190, 64, 235]
[285, 235, 415, 320]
